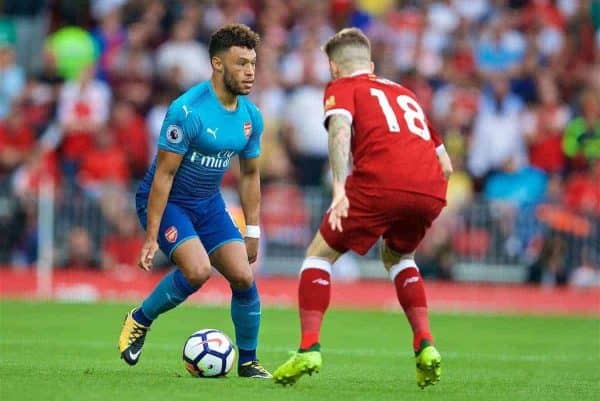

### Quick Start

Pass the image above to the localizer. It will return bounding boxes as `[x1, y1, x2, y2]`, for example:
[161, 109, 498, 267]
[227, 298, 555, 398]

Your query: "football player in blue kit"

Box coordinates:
[117, 24, 271, 378]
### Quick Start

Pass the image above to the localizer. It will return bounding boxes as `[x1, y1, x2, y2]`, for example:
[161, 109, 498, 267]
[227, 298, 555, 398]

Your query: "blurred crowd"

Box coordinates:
[0, 0, 599, 286]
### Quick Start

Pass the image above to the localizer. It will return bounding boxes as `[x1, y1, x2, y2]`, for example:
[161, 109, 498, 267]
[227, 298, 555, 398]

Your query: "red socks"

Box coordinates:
[391, 262, 433, 352]
[297, 258, 432, 353]
[298, 258, 331, 350]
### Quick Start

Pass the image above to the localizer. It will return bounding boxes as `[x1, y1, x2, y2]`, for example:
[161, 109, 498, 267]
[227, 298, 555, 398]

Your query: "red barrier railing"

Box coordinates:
[0, 268, 598, 315]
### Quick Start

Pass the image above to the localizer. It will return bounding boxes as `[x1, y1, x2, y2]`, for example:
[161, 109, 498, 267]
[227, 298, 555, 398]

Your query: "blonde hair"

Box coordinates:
[323, 28, 371, 73]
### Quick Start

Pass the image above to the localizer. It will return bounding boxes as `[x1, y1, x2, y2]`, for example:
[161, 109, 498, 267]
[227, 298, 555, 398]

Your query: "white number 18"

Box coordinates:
[370, 88, 431, 140]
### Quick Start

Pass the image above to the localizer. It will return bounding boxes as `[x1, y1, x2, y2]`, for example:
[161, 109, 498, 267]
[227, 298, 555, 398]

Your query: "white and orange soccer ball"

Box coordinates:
[182, 329, 236, 377]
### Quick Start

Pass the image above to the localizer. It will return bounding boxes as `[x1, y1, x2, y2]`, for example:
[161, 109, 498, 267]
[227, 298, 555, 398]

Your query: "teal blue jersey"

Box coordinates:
[138, 81, 263, 201]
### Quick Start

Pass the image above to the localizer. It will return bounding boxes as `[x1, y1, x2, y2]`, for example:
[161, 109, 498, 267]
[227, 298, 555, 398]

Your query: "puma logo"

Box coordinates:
[403, 276, 420, 288]
[312, 278, 330, 286]
[206, 127, 218, 138]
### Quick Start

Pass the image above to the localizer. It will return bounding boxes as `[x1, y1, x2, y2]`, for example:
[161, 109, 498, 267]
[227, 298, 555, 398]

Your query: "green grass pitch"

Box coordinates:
[0, 300, 598, 401]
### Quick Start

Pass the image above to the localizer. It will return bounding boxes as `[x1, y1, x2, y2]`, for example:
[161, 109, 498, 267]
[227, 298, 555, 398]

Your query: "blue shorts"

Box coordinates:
[135, 191, 244, 261]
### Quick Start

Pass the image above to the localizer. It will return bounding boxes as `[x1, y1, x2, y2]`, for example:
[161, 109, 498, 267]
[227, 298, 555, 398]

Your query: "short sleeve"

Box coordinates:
[157, 102, 193, 154]
[240, 105, 263, 159]
[323, 81, 355, 128]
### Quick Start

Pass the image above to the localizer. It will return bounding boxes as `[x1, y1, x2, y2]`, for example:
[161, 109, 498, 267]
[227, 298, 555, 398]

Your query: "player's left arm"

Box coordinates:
[238, 105, 263, 264]
[238, 156, 261, 264]
[327, 114, 352, 232]
[428, 120, 453, 178]
[437, 148, 453, 179]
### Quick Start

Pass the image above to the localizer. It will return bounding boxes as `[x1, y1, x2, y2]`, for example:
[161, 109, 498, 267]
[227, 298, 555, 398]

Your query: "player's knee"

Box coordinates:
[183, 264, 212, 287]
[306, 234, 339, 264]
[228, 268, 254, 290]
[380, 243, 396, 270]
[380, 243, 413, 271]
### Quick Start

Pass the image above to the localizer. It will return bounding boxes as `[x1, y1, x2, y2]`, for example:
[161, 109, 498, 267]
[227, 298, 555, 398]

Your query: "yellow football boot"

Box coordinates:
[117, 309, 149, 365]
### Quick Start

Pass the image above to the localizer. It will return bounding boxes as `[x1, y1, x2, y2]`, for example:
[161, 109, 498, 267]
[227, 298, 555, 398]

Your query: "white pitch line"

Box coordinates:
[0, 338, 595, 363]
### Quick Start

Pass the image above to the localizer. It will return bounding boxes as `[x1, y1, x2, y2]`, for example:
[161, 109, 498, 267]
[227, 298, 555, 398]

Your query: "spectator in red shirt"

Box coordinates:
[77, 130, 130, 198]
[0, 103, 35, 178]
[11, 150, 59, 201]
[564, 160, 600, 216]
[522, 0, 566, 31]
[57, 65, 112, 180]
[102, 211, 144, 271]
[110, 99, 149, 179]
[60, 226, 99, 269]
[523, 75, 570, 173]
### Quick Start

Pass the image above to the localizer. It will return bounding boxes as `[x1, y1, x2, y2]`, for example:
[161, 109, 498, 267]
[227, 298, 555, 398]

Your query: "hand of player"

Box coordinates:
[244, 237, 259, 264]
[328, 190, 349, 232]
[138, 238, 159, 271]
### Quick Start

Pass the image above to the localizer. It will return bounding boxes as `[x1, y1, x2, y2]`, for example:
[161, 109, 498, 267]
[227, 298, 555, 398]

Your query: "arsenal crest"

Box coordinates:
[165, 226, 178, 243]
[243, 122, 252, 138]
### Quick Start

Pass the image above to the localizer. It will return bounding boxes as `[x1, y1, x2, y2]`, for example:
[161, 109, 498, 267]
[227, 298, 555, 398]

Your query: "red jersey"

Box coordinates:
[323, 72, 447, 200]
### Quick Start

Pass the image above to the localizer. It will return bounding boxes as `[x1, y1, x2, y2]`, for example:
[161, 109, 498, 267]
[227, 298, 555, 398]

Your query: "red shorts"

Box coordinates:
[319, 187, 445, 255]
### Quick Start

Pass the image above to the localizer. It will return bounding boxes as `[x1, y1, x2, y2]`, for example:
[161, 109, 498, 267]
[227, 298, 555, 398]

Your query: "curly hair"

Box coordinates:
[208, 24, 260, 58]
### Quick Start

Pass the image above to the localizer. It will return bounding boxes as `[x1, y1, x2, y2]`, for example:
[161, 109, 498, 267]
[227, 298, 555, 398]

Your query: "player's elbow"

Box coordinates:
[443, 165, 453, 179]
[240, 157, 260, 177]
[155, 167, 177, 181]
[242, 166, 260, 178]
[436, 145, 454, 178]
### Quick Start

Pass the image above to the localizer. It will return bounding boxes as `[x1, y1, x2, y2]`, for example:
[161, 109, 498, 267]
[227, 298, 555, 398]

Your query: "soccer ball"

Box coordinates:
[182, 329, 236, 377]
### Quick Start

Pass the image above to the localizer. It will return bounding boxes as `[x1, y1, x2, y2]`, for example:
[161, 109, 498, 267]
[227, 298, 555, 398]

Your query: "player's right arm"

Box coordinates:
[327, 114, 352, 232]
[139, 150, 184, 270]
[323, 81, 356, 232]
[139, 104, 191, 270]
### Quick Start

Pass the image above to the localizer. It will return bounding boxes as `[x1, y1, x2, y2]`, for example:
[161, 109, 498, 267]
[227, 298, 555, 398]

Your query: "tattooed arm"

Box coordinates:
[327, 114, 352, 232]
[328, 114, 352, 189]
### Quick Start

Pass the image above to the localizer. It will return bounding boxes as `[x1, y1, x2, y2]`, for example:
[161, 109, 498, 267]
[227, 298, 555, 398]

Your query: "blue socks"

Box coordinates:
[230, 282, 261, 365]
[133, 272, 261, 367]
[238, 348, 257, 365]
[135, 269, 199, 326]
[132, 307, 153, 327]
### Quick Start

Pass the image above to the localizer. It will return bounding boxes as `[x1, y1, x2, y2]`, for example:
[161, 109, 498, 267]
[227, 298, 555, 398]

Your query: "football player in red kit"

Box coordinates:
[273, 28, 453, 388]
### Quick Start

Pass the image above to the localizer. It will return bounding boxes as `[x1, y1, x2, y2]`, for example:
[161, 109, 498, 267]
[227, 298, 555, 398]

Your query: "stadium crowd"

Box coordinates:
[0, 0, 598, 286]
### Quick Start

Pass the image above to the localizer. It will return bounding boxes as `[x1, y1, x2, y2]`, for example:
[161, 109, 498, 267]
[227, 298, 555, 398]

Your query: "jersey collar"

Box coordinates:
[349, 69, 373, 77]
